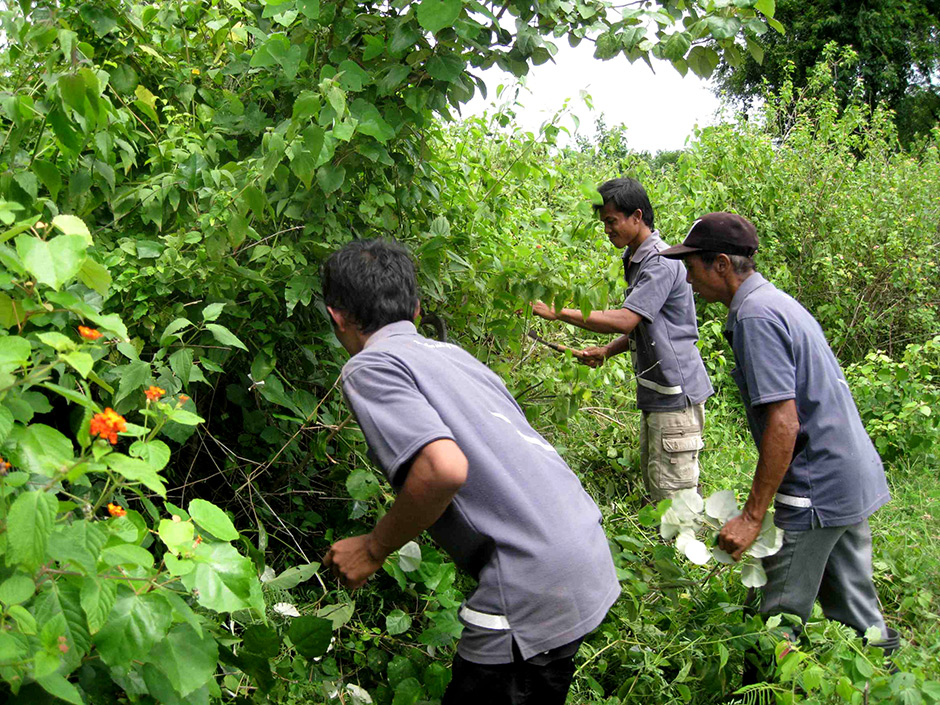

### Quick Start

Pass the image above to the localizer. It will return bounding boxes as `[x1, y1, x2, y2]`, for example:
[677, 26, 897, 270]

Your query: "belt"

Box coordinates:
[636, 377, 683, 395]
[459, 605, 511, 631]
[775, 492, 812, 508]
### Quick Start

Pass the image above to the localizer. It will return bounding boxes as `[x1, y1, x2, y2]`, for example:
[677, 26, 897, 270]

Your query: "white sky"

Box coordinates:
[462, 41, 726, 153]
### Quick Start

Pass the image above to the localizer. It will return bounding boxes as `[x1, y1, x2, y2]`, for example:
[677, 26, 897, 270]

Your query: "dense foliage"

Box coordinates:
[1, 0, 939, 703]
[712, 0, 940, 143]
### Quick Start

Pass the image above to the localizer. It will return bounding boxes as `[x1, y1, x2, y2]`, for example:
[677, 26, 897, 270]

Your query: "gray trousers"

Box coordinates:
[758, 518, 887, 640]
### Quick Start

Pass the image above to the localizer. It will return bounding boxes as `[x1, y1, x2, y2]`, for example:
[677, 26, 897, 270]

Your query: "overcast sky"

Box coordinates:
[462, 41, 726, 153]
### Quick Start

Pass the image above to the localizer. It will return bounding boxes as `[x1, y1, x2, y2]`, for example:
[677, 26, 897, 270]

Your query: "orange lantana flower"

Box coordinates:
[78, 326, 102, 341]
[107, 503, 127, 518]
[90, 408, 127, 444]
[145, 386, 166, 402]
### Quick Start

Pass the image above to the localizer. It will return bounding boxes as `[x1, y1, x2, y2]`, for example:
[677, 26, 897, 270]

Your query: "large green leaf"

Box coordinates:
[35, 579, 91, 672]
[188, 498, 239, 541]
[317, 164, 346, 194]
[47, 521, 108, 574]
[264, 562, 320, 590]
[288, 615, 333, 659]
[7, 423, 74, 477]
[94, 586, 173, 667]
[0, 574, 35, 606]
[147, 624, 218, 697]
[416, 0, 463, 34]
[205, 323, 248, 351]
[113, 359, 151, 404]
[15, 234, 88, 290]
[182, 541, 263, 614]
[80, 577, 118, 634]
[129, 439, 171, 471]
[159, 518, 195, 556]
[6, 490, 58, 569]
[105, 453, 168, 497]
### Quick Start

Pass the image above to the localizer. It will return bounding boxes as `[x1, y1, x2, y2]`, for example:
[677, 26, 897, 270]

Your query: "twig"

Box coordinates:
[525, 330, 587, 359]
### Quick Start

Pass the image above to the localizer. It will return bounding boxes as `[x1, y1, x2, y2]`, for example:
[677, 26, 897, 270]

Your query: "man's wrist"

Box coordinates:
[365, 532, 393, 563]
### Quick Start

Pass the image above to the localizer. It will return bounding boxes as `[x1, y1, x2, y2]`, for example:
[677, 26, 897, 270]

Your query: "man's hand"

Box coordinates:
[530, 301, 558, 321]
[578, 345, 608, 368]
[323, 533, 387, 590]
[717, 512, 764, 561]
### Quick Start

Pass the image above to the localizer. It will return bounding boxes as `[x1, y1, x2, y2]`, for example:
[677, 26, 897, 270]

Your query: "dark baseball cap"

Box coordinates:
[659, 212, 759, 259]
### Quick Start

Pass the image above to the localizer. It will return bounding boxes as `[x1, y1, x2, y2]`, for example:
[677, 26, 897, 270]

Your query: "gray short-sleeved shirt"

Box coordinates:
[622, 234, 713, 411]
[724, 274, 890, 530]
[341, 322, 620, 664]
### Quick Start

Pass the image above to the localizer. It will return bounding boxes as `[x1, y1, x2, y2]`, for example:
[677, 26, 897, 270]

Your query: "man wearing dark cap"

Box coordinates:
[531, 178, 713, 503]
[660, 213, 896, 658]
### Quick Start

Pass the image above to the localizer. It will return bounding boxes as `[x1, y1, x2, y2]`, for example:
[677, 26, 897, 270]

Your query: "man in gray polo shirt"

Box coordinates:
[321, 239, 620, 703]
[532, 177, 713, 502]
[660, 213, 894, 662]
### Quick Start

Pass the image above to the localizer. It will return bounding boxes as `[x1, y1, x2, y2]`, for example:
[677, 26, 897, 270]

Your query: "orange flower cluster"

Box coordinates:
[145, 386, 166, 402]
[0, 457, 10, 475]
[78, 326, 102, 341]
[90, 408, 127, 444]
[107, 503, 127, 518]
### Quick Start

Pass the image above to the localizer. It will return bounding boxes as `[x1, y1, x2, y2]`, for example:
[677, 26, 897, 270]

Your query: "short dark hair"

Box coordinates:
[595, 177, 654, 229]
[321, 239, 419, 334]
[698, 251, 757, 275]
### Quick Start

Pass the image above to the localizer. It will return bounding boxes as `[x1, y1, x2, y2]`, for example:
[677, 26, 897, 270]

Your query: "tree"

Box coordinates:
[712, 0, 940, 143]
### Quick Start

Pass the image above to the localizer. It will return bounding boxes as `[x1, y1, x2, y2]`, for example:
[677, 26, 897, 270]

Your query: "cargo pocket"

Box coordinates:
[658, 429, 704, 490]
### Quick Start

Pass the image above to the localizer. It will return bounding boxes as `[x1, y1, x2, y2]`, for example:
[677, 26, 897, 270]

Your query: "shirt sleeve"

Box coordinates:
[734, 317, 797, 406]
[622, 258, 674, 323]
[342, 355, 456, 485]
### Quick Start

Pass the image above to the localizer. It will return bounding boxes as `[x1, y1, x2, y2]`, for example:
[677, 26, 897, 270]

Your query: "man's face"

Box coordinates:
[683, 254, 724, 304]
[598, 202, 641, 250]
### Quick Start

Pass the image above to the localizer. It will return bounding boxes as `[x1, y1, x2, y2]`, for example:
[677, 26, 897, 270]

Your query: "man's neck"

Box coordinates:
[723, 270, 756, 307]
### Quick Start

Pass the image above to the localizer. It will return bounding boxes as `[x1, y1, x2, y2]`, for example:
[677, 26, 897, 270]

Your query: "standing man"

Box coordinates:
[532, 177, 713, 502]
[660, 212, 894, 651]
[321, 239, 620, 704]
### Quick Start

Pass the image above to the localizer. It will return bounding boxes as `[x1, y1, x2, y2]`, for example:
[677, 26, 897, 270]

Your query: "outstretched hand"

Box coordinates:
[717, 512, 764, 561]
[530, 301, 558, 321]
[323, 534, 386, 590]
[578, 346, 607, 368]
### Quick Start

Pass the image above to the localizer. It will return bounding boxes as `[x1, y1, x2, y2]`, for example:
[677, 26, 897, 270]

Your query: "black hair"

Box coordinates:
[595, 177, 655, 229]
[698, 251, 757, 275]
[321, 239, 419, 334]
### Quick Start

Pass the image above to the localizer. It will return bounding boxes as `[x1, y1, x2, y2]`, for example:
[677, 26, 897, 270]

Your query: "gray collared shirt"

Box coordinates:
[341, 322, 619, 664]
[624, 233, 713, 411]
[724, 274, 890, 530]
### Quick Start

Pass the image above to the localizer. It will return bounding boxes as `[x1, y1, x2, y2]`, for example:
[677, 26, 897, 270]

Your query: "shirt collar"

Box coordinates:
[623, 230, 662, 266]
[726, 272, 771, 331]
[363, 320, 418, 350]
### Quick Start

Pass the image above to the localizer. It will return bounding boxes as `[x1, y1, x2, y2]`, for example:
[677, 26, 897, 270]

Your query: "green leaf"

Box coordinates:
[38, 331, 76, 352]
[105, 453, 167, 497]
[424, 662, 451, 698]
[264, 562, 320, 590]
[59, 73, 87, 114]
[62, 351, 94, 378]
[169, 348, 194, 387]
[288, 615, 333, 659]
[159, 518, 196, 556]
[6, 490, 58, 569]
[392, 677, 422, 705]
[37, 674, 85, 705]
[293, 91, 320, 120]
[427, 54, 465, 82]
[0, 574, 36, 605]
[317, 164, 346, 194]
[347, 468, 382, 501]
[188, 498, 239, 541]
[48, 520, 108, 574]
[160, 317, 193, 344]
[398, 541, 422, 572]
[202, 303, 225, 322]
[687, 45, 720, 78]
[42, 382, 100, 412]
[337, 60, 371, 92]
[147, 624, 218, 697]
[80, 577, 118, 634]
[113, 359, 151, 404]
[297, 0, 319, 18]
[32, 160, 62, 200]
[94, 586, 173, 667]
[386, 609, 412, 635]
[741, 560, 767, 587]
[416, 0, 463, 34]
[164, 407, 205, 425]
[349, 99, 395, 143]
[79, 257, 112, 295]
[754, 0, 775, 18]
[35, 580, 91, 671]
[101, 543, 156, 569]
[205, 323, 248, 351]
[130, 439, 171, 471]
[243, 624, 281, 658]
[182, 541, 263, 614]
[15, 234, 88, 290]
[51, 214, 93, 244]
[317, 601, 355, 629]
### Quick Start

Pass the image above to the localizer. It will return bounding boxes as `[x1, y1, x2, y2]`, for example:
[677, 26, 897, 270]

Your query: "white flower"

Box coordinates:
[272, 602, 300, 617]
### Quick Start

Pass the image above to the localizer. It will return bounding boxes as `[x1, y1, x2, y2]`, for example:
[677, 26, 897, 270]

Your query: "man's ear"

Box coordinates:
[632, 208, 643, 223]
[327, 306, 347, 332]
[715, 253, 732, 275]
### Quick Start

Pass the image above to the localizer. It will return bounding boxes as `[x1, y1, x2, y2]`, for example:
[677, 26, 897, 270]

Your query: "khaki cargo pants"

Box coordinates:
[639, 403, 705, 502]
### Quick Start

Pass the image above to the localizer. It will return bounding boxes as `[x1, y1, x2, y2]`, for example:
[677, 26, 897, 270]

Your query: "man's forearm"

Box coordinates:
[555, 308, 640, 335]
[604, 334, 631, 359]
[368, 440, 467, 559]
[742, 400, 800, 522]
